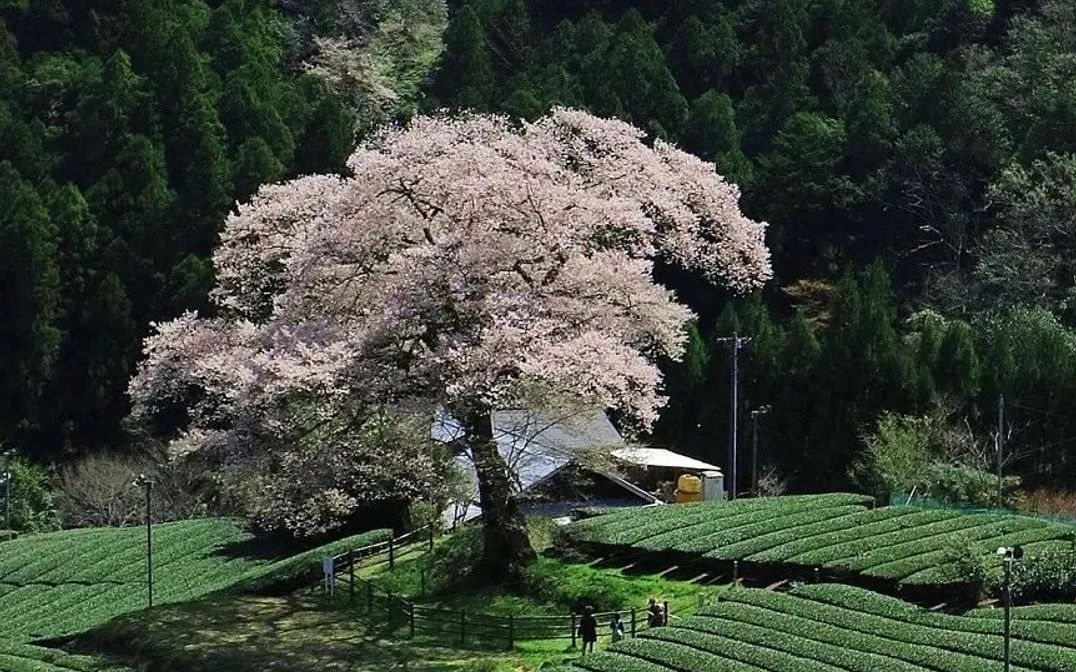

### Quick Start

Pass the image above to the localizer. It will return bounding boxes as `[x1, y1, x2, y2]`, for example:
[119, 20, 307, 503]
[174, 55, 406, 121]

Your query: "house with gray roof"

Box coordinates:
[434, 409, 719, 527]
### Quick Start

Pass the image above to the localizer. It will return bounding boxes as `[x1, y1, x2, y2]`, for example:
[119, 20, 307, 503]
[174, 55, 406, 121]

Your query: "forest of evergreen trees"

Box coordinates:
[2, 0, 1075, 496]
[430, 0, 1076, 492]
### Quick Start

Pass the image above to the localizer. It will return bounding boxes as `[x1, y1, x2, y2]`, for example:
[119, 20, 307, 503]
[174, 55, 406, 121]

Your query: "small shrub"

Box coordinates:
[924, 462, 1023, 509]
[406, 499, 441, 532]
[939, 534, 988, 599]
[2, 457, 60, 533]
[1001, 545, 1076, 604]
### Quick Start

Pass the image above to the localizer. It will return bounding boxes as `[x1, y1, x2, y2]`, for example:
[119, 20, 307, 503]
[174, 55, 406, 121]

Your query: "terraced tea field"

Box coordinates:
[0, 641, 126, 672]
[565, 584, 1076, 672]
[562, 494, 1076, 587]
[0, 519, 389, 643]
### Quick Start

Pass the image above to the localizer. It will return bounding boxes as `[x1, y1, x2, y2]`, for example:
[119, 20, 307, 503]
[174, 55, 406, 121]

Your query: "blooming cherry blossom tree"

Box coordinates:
[130, 108, 771, 577]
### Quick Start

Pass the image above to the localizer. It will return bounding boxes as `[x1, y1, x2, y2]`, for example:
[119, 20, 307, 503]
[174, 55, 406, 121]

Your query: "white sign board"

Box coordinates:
[322, 557, 335, 595]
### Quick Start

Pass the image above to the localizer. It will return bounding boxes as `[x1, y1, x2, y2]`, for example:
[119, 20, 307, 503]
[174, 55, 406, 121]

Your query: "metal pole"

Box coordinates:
[146, 480, 154, 609]
[3, 471, 10, 541]
[348, 552, 355, 603]
[751, 412, 759, 497]
[1004, 557, 1012, 672]
[730, 333, 739, 500]
[997, 395, 1005, 507]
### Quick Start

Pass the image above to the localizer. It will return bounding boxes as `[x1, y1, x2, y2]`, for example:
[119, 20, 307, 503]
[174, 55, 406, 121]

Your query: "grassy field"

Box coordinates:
[0, 519, 389, 643]
[559, 584, 1076, 672]
[74, 593, 562, 672]
[561, 494, 1076, 586]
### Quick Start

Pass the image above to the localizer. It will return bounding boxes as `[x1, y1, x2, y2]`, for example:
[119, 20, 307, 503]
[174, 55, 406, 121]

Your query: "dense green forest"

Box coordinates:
[430, 0, 1076, 492]
[2, 0, 1075, 497]
[0, 0, 443, 460]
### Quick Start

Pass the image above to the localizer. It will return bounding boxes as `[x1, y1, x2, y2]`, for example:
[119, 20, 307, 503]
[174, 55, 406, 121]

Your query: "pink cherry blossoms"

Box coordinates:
[129, 108, 770, 535]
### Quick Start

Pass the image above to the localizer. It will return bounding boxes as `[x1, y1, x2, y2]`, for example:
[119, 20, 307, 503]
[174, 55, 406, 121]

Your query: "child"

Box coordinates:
[610, 612, 626, 642]
[578, 605, 598, 654]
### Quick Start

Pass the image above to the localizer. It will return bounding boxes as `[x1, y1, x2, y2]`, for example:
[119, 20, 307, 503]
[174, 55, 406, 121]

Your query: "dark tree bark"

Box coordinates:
[460, 406, 536, 580]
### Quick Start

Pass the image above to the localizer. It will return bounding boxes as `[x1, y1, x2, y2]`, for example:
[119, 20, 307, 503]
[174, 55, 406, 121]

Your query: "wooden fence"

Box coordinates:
[323, 529, 670, 649]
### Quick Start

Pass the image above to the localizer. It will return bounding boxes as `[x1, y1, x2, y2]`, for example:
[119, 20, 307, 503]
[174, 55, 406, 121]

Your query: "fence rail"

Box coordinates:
[322, 530, 670, 649]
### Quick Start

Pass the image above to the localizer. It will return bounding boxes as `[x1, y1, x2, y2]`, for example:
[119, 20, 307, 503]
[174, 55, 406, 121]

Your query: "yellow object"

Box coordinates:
[677, 474, 702, 493]
[675, 474, 703, 503]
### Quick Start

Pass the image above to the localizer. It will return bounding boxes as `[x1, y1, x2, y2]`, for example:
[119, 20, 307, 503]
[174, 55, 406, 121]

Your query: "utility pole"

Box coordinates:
[715, 333, 750, 500]
[750, 406, 771, 497]
[134, 474, 154, 608]
[996, 394, 1005, 508]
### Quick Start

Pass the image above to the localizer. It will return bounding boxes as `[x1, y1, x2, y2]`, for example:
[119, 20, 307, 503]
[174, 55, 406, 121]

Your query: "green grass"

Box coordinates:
[364, 526, 720, 618]
[564, 584, 1076, 672]
[73, 593, 575, 672]
[561, 495, 1076, 586]
[0, 518, 389, 642]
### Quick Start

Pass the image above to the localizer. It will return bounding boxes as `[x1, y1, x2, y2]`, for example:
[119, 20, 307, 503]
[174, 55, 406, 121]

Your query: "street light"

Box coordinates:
[996, 545, 1024, 672]
[750, 405, 771, 497]
[1, 449, 14, 541]
[134, 473, 154, 608]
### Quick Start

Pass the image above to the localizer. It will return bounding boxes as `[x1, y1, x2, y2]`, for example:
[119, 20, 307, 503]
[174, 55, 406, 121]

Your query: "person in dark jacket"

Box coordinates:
[578, 605, 598, 654]
[647, 597, 665, 628]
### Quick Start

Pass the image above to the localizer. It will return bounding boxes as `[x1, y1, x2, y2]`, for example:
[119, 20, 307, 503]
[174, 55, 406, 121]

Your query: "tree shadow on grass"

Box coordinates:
[70, 593, 537, 672]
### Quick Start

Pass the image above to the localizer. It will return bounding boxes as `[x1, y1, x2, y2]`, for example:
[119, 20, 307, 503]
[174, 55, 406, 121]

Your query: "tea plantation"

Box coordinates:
[0, 641, 128, 672]
[565, 584, 1076, 672]
[0, 519, 389, 643]
[562, 494, 1076, 586]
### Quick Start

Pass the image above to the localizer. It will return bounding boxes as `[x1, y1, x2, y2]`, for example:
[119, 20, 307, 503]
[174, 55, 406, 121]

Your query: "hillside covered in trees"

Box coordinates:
[0, 0, 444, 460]
[431, 0, 1076, 494]
[3, 0, 1076, 504]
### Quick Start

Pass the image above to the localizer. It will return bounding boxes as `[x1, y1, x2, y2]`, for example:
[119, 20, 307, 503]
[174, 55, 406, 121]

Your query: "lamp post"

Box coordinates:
[750, 405, 771, 497]
[996, 545, 1023, 672]
[134, 473, 154, 608]
[1, 449, 14, 541]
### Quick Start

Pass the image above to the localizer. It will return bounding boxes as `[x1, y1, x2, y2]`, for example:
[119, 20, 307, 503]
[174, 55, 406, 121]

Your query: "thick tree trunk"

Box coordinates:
[461, 407, 537, 580]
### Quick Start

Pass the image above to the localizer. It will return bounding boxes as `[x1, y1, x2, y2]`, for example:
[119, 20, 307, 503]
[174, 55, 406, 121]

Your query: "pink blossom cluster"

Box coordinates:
[129, 108, 770, 532]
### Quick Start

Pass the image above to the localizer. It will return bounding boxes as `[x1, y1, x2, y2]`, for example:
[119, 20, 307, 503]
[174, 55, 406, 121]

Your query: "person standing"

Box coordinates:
[578, 605, 598, 654]
[647, 598, 665, 628]
[610, 612, 626, 642]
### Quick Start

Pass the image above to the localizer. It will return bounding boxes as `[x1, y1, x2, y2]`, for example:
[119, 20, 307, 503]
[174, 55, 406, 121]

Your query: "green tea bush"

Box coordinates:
[564, 584, 1076, 672]
[1001, 544, 1076, 603]
[562, 495, 1076, 589]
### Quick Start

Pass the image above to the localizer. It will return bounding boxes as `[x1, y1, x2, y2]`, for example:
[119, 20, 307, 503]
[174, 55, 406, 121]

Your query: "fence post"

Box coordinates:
[366, 581, 373, 614]
[814, 567, 821, 583]
[630, 608, 637, 637]
[348, 551, 355, 604]
[507, 614, 514, 650]
[733, 560, 739, 583]
[571, 613, 577, 649]
[663, 601, 669, 626]
[389, 535, 395, 569]
[459, 610, 466, 645]
[409, 603, 416, 638]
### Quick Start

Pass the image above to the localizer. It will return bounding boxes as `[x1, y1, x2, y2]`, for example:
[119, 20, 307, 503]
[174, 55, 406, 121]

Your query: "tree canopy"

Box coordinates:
[128, 109, 771, 574]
